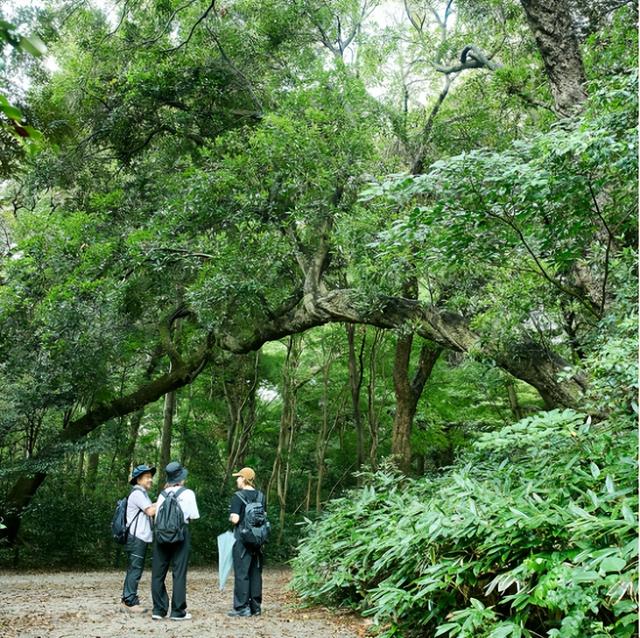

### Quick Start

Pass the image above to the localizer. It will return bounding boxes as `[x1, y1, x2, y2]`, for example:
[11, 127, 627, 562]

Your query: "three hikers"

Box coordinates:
[117, 461, 268, 619]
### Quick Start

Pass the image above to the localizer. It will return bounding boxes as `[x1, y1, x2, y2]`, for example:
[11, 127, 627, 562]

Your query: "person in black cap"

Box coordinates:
[121, 464, 157, 613]
[151, 461, 200, 621]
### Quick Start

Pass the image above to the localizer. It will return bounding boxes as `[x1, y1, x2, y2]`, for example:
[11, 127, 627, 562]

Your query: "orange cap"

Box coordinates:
[232, 467, 255, 482]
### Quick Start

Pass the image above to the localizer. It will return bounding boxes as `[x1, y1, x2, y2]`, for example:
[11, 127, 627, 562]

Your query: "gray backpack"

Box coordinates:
[155, 487, 187, 544]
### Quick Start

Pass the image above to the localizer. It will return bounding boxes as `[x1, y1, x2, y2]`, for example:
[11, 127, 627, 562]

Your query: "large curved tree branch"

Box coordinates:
[1, 277, 585, 545]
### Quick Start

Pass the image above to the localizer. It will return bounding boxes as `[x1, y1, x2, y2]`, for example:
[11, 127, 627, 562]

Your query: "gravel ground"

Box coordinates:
[0, 567, 363, 638]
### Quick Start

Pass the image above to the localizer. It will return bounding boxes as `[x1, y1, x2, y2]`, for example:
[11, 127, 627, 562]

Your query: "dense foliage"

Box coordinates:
[292, 410, 637, 638]
[0, 8, 636, 638]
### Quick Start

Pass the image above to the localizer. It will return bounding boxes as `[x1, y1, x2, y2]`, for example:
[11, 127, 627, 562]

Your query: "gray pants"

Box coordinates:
[151, 528, 191, 618]
[232, 541, 262, 612]
[122, 536, 149, 606]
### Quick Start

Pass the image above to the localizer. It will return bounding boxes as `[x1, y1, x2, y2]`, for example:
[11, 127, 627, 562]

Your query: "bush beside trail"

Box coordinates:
[291, 409, 638, 638]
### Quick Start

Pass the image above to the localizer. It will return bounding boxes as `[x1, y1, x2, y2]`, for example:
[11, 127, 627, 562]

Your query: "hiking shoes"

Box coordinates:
[170, 613, 192, 621]
[227, 607, 251, 617]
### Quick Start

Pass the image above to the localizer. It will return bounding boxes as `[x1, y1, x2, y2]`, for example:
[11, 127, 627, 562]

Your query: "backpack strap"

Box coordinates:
[162, 487, 187, 499]
[236, 490, 260, 506]
[126, 487, 145, 534]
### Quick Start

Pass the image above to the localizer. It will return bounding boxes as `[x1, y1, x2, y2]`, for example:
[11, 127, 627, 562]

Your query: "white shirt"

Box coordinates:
[126, 486, 153, 543]
[156, 486, 200, 523]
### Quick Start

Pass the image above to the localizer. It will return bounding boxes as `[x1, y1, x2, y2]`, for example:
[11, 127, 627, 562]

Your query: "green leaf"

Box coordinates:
[18, 34, 47, 57]
[600, 556, 626, 573]
[605, 476, 616, 494]
[0, 101, 23, 121]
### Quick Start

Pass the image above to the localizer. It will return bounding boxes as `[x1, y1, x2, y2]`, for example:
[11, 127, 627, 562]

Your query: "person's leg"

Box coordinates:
[248, 551, 263, 615]
[122, 537, 148, 607]
[151, 542, 172, 617]
[169, 528, 191, 618]
[232, 541, 252, 612]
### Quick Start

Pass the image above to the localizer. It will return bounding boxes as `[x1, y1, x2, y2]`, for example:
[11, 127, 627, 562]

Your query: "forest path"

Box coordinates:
[0, 567, 363, 638]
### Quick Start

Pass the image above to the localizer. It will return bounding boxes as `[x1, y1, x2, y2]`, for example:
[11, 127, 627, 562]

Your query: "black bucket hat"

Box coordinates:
[130, 464, 156, 485]
[165, 461, 188, 484]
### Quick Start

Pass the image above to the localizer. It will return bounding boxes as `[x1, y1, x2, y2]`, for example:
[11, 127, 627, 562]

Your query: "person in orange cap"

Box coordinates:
[227, 467, 266, 616]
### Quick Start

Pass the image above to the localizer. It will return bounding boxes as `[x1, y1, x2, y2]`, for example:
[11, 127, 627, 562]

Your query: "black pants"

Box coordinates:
[151, 528, 191, 618]
[232, 541, 262, 612]
[122, 536, 149, 606]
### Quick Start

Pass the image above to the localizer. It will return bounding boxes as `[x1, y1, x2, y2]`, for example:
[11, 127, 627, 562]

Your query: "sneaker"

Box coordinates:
[227, 607, 251, 617]
[151, 613, 167, 620]
[251, 609, 262, 617]
[121, 602, 147, 614]
[170, 613, 192, 621]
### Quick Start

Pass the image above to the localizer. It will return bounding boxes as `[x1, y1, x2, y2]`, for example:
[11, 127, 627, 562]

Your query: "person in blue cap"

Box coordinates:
[151, 461, 200, 621]
[121, 464, 157, 613]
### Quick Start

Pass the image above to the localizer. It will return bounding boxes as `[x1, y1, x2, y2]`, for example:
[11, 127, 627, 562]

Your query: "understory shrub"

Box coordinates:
[291, 409, 638, 638]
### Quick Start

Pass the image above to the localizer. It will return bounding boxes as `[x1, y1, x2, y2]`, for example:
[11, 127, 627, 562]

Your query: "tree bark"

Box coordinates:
[267, 336, 301, 544]
[367, 329, 386, 470]
[346, 324, 365, 477]
[159, 389, 176, 482]
[315, 353, 331, 513]
[121, 409, 144, 483]
[76, 451, 85, 483]
[519, 0, 588, 114]
[391, 336, 442, 473]
[506, 379, 523, 420]
[85, 452, 99, 492]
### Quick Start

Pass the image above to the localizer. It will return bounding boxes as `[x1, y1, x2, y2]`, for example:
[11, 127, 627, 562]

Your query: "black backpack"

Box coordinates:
[111, 487, 143, 545]
[155, 487, 187, 544]
[237, 491, 270, 552]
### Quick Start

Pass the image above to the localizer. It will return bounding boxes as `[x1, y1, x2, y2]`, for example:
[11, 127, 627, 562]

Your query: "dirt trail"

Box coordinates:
[0, 568, 362, 638]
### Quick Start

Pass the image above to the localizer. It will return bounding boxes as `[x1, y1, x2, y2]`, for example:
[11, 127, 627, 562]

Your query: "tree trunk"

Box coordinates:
[159, 389, 176, 482]
[86, 453, 99, 492]
[346, 324, 365, 477]
[519, 0, 588, 114]
[392, 336, 442, 474]
[367, 329, 385, 470]
[314, 354, 346, 512]
[121, 409, 144, 483]
[77, 451, 85, 483]
[220, 352, 259, 492]
[315, 355, 331, 513]
[308, 289, 586, 408]
[305, 473, 312, 513]
[267, 336, 301, 544]
[506, 379, 523, 420]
